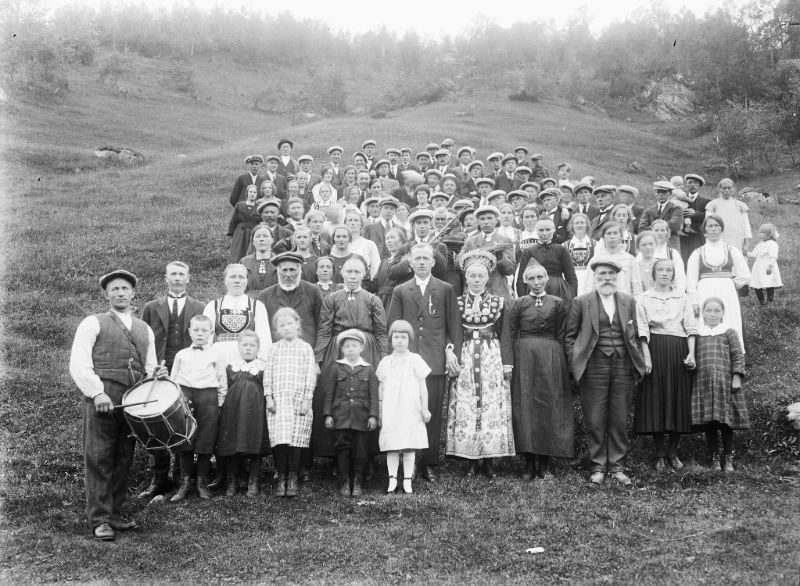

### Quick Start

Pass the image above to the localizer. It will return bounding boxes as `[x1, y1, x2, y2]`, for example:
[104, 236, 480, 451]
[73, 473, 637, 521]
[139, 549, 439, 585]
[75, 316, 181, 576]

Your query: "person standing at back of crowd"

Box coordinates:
[678, 174, 711, 266]
[230, 155, 266, 207]
[138, 261, 205, 500]
[590, 185, 617, 240]
[276, 139, 297, 178]
[638, 181, 683, 250]
[70, 270, 167, 541]
[460, 206, 515, 301]
[705, 178, 752, 253]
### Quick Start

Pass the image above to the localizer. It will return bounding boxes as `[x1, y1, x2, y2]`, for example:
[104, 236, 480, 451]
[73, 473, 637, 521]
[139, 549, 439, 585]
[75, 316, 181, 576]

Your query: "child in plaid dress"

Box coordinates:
[691, 297, 749, 473]
[264, 308, 318, 498]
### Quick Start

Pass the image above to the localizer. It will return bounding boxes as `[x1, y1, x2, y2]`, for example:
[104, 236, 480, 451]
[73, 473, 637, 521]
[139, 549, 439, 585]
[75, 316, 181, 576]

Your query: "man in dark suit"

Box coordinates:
[387, 209, 449, 282]
[574, 182, 599, 219]
[256, 200, 293, 246]
[494, 154, 521, 193]
[386, 148, 402, 180]
[679, 173, 712, 266]
[460, 205, 515, 300]
[565, 259, 646, 486]
[297, 155, 321, 190]
[415, 151, 431, 174]
[538, 188, 571, 244]
[361, 196, 399, 256]
[229, 155, 266, 207]
[325, 146, 346, 187]
[276, 138, 298, 178]
[388, 243, 462, 481]
[263, 155, 288, 198]
[396, 148, 419, 186]
[589, 185, 617, 240]
[362, 140, 377, 173]
[638, 181, 683, 249]
[139, 261, 205, 499]
[615, 185, 645, 234]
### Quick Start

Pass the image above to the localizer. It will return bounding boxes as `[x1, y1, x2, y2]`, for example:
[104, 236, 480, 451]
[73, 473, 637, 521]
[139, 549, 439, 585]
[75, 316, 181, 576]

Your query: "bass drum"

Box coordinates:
[122, 378, 196, 450]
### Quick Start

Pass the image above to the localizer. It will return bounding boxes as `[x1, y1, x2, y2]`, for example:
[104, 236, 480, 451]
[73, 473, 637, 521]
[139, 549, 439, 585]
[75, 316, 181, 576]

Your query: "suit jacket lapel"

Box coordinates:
[157, 296, 170, 331]
[590, 293, 600, 334]
[615, 292, 629, 325]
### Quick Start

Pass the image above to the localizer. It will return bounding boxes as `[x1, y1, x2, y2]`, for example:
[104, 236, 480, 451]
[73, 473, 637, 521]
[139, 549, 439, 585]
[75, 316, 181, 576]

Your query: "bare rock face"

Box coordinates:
[639, 76, 696, 121]
[94, 146, 145, 166]
[739, 187, 778, 203]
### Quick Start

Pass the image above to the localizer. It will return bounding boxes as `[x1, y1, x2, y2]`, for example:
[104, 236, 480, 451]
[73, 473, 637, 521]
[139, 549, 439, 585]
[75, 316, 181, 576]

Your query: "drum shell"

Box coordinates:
[122, 378, 197, 450]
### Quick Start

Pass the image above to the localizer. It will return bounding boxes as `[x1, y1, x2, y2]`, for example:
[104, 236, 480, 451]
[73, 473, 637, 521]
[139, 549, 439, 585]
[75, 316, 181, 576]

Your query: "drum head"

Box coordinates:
[123, 379, 180, 416]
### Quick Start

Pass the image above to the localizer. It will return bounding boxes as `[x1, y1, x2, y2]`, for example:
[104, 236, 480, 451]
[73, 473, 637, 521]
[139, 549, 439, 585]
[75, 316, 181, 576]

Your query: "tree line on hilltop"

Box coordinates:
[3, 0, 799, 173]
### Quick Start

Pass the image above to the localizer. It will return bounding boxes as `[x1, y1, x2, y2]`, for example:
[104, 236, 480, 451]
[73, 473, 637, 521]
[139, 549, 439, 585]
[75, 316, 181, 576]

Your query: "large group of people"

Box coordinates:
[71, 137, 783, 542]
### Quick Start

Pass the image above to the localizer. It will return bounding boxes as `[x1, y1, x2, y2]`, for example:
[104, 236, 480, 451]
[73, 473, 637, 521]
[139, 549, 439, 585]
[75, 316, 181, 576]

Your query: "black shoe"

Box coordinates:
[421, 466, 437, 482]
[196, 476, 212, 500]
[466, 461, 480, 477]
[298, 467, 311, 483]
[207, 475, 227, 492]
[483, 459, 497, 479]
[137, 482, 169, 499]
[170, 476, 192, 502]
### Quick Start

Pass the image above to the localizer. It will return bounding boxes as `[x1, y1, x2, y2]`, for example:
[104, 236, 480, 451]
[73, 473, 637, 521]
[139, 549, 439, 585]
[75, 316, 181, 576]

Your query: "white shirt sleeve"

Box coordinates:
[253, 299, 272, 360]
[69, 316, 105, 399]
[145, 325, 157, 376]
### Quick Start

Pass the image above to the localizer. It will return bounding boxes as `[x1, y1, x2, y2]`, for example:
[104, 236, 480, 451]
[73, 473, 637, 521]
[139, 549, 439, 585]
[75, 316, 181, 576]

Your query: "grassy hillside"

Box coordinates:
[2, 56, 800, 583]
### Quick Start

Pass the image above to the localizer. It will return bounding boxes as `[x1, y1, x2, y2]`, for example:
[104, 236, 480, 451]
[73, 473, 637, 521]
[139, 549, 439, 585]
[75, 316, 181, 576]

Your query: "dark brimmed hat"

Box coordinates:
[440, 138, 455, 147]
[426, 142, 440, 151]
[271, 251, 304, 266]
[538, 187, 562, 201]
[277, 138, 293, 149]
[244, 154, 264, 165]
[265, 155, 280, 164]
[507, 190, 527, 202]
[501, 153, 518, 166]
[458, 206, 476, 223]
[514, 146, 529, 154]
[573, 182, 593, 194]
[99, 269, 137, 290]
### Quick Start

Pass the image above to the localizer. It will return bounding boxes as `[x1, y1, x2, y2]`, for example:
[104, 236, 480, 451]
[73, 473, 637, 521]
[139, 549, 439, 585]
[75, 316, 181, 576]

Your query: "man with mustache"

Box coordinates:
[565, 259, 646, 487]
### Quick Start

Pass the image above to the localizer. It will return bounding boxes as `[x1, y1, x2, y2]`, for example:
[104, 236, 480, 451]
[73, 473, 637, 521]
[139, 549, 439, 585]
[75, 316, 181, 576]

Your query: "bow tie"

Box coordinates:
[192, 345, 204, 350]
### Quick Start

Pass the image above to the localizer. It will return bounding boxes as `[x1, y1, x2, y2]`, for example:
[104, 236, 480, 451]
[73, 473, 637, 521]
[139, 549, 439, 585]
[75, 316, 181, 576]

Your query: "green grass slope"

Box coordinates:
[2, 61, 800, 583]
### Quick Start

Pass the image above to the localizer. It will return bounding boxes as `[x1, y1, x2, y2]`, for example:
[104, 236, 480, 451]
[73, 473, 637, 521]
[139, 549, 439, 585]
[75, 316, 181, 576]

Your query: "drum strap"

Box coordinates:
[108, 312, 147, 385]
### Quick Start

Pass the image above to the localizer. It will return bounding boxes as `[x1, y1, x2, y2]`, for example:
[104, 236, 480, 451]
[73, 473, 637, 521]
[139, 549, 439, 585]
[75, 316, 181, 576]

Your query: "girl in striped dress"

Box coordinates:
[264, 308, 318, 497]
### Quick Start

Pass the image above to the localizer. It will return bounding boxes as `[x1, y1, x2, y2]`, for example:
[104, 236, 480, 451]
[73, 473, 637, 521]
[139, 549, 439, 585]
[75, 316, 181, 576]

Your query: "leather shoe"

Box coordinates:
[668, 456, 684, 471]
[466, 461, 480, 477]
[589, 471, 605, 484]
[521, 461, 535, 481]
[298, 467, 311, 483]
[483, 459, 497, 479]
[109, 518, 137, 531]
[93, 522, 115, 541]
[654, 457, 667, 471]
[137, 482, 168, 500]
[611, 471, 632, 486]
[421, 466, 437, 482]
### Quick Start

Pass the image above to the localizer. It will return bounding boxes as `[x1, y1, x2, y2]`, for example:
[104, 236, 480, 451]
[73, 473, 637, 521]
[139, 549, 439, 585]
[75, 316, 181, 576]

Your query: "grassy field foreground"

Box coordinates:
[2, 91, 800, 583]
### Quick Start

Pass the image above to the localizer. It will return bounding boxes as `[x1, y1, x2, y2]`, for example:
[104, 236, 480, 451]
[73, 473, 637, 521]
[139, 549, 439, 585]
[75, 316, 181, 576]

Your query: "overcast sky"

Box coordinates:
[59, 0, 743, 38]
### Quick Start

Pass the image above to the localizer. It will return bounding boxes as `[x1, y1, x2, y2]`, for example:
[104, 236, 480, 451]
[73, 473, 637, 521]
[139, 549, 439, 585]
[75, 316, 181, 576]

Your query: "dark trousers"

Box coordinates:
[83, 379, 135, 528]
[579, 350, 636, 473]
[177, 386, 218, 455]
[421, 374, 446, 466]
[334, 429, 370, 477]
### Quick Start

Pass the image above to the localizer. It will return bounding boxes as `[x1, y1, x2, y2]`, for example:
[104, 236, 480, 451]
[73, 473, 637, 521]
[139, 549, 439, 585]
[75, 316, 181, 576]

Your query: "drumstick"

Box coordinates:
[115, 400, 158, 409]
[145, 360, 167, 402]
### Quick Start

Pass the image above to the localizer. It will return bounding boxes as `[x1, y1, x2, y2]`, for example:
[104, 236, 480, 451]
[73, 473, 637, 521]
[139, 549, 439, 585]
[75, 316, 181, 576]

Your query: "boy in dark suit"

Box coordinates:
[229, 155, 266, 207]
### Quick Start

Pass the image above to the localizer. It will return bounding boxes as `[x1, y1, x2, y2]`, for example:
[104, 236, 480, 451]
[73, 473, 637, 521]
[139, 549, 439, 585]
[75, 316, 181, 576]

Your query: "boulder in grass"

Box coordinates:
[787, 402, 800, 431]
[94, 146, 145, 166]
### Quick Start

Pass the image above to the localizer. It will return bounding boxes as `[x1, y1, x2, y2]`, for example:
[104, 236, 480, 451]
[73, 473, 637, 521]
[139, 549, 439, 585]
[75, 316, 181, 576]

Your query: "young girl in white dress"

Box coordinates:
[747, 223, 782, 305]
[376, 320, 431, 494]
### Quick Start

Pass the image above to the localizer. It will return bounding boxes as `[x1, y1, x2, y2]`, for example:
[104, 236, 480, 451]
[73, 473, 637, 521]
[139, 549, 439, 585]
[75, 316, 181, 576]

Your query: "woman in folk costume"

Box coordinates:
[563, 212, 594, 297]
[446, 249, 515, 478]
[239, 224, 278, 296]
[228, 184, 262, 264]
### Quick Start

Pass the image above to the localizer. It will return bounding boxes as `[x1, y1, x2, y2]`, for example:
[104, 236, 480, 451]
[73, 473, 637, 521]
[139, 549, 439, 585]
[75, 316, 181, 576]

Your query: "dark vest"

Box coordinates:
[596, 298, 627, 357]
[91, 312, 149, 386]
[165, 301, 186, 369]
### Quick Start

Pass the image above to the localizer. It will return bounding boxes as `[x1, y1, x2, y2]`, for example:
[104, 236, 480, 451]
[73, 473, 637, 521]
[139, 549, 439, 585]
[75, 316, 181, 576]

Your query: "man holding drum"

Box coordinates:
[139, 261, 205, 499]
[69, 270, 167, 541]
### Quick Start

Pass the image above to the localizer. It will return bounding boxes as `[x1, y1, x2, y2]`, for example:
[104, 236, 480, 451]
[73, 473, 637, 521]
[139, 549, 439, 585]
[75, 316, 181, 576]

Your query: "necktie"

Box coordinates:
[168, 294, 184, 321]
[658, 204, 663, 215]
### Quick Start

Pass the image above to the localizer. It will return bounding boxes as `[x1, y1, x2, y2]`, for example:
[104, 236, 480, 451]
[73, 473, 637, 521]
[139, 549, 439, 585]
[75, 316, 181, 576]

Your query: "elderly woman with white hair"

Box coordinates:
[506, 264, 573, 481]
